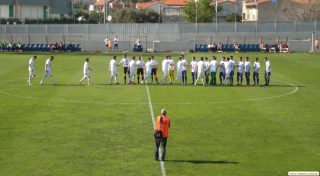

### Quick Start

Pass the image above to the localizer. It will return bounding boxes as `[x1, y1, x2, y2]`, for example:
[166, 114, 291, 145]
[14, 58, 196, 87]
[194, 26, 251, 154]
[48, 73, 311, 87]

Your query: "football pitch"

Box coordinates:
[0, 52, 319, 176]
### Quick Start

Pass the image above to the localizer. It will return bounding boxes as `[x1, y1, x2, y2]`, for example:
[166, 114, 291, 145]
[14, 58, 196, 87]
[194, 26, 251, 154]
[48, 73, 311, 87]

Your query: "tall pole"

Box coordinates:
[195, 0, 198, 33]
[234, 0, 237, 32]
[215, 0, 218, 31]
[104, 1, 107, 24]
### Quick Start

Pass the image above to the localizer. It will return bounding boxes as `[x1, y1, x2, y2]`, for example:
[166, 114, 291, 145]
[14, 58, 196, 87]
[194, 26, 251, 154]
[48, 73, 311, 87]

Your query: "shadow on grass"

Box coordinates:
[166, 160, 239, 164]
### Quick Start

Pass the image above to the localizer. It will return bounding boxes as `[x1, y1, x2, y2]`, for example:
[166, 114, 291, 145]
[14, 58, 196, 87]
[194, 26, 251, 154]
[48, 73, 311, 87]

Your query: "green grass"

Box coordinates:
[0, 52, 319, 176]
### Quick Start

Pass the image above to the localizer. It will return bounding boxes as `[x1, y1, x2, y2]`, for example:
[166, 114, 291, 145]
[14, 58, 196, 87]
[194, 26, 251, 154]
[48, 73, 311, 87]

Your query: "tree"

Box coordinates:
[224, 13, 241, 23]
[183, 0, 222, 23]
[281, 0, 320, 22]
[111, 8, 160, 23]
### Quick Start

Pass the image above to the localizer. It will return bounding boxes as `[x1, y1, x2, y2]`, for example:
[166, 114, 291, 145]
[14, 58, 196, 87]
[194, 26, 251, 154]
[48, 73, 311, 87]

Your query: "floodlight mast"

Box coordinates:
[195, 0, 199, 33]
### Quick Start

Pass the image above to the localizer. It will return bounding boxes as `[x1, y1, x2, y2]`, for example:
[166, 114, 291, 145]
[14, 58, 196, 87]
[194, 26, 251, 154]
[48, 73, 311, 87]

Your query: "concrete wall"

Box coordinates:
[0, 5, 10, 18]
[20, 5, 43, 19]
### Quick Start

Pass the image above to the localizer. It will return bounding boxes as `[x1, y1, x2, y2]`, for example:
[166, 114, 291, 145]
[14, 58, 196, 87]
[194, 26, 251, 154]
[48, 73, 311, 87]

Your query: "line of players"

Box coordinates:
[27, 54, 271, 86]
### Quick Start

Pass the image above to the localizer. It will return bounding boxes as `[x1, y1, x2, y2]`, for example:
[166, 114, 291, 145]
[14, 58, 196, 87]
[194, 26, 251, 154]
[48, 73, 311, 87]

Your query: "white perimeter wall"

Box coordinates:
[0, 5, 9, 18]
[20, 5, 43, 19]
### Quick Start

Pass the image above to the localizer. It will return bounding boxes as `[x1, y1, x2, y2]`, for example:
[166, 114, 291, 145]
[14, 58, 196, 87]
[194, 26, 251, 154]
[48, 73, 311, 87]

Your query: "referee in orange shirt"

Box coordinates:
[154, 109, 171, 161]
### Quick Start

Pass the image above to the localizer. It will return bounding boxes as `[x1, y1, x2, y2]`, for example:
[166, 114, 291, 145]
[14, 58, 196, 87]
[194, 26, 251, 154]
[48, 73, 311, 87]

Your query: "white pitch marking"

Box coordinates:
[146, 85, 167, 176]
[0, 78, 299, 106]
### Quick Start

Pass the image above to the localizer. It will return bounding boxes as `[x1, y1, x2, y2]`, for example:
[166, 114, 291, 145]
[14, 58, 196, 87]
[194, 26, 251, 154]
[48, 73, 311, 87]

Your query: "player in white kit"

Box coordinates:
[129, 57, 136, 84]
[224, 57, 231, 86]
[219, 57, 226, 85]
[194, 57, 205, 86]
[264, 57, 271, 86]
[27, 56, 37, 86]
[119, 54, 130, 84]
[40, 56, 56, 85]
[109, 56, 119, 85]
[253, 57, 261, 86]
[79, 58, 92, 85]
[190, 57, 197, 85]
[144, 57, 153, 84]
[161, 56, 170, 84]
[236, 57, 245, 85]
[175, 57, 183, 84]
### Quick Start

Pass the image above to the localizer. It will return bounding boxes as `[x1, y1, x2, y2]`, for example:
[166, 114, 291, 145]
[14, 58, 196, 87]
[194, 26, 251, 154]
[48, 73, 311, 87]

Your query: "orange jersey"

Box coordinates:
[108, 40, 112, 48]
[156, 115, 170, 138]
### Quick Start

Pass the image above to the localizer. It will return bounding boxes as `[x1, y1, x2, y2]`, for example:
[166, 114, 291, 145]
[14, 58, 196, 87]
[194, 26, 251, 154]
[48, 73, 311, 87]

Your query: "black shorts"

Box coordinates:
[114, 44, 118, 48]
[151, 68, 157, 76]
[124, 67, 129, 74]
[137, 68, 144, 75]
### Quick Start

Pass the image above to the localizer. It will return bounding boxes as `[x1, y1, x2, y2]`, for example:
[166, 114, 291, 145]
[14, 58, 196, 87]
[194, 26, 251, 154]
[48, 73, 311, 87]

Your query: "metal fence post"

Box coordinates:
[4, 25, 7, 41]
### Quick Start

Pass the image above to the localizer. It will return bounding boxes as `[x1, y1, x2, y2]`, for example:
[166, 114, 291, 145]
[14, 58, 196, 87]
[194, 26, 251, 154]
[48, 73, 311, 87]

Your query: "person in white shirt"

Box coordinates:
[244, 57, 251, 86]
[104, 37, 109, 51]
[224, 58, 232, 86]
[209, 56, 218, 85]
[27, 56, 37, 86]
[253, 57, 261, 86]
[168, 56, 176, 84]
[136, 38, 142, 50]
[79, 58, 92, 85]
[109, 56, 119, 85]
[219, 57, 226, 85]
[194, 57, 205, 86]
[40, 56, 55, 85]
[129, 57, 136, 84]
[113, 36, 119, 51]
[161, 56, 170, 84]
[190, 57, 197, 85]
[264, 57, 271, 86]
[181, 55, 188, 85]
[236, 57, 245, 85]
[136, 56, 145, 84]
[229, 56, 236, 86]
[175, 57, 183, 84]
[144, 57, 153, 84]
[151, 56, 159, 84]
[204, 57, 210, 85]
[119, 54, 130, 84]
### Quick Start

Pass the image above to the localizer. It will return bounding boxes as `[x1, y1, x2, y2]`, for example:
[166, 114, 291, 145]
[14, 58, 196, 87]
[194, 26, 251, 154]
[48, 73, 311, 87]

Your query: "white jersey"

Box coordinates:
[151, 60, 158, 68]
[181, 59, 188, 71]
[197, 61, 205, 73]
[114, 37, 119, 44]
[237, 61, 245, 73]
[204, 61, 210, 71]
[136, 60, 144, 69]
[177, 60, 182, 71]
[253, 61, 261, 72]
[229, 60, 235, 71]
[109, 59, 117, 72]
[219, 61, 225, 73]
[29, 58, 34, 70]
[209, 60, 218, 72]
[145, 61, 152, 73]
[129, 60, 136, 71]
[168, 60, 175, 71]
[83, 61, 90, 73]
[190, 60, 197, 72]
[104, 38, 109, 45]
[265, 60, 271, 73]
[224, 61, 231, 74]
[244, 61, 251, 72]
[45, 59, 51, 71]
[162, 59, 170, 72]
[119, 57, 129, 67]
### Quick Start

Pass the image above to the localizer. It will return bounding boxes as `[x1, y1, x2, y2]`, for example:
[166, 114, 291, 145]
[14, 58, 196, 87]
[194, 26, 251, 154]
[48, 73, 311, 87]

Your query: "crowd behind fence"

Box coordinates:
[0, 22, 319, 52]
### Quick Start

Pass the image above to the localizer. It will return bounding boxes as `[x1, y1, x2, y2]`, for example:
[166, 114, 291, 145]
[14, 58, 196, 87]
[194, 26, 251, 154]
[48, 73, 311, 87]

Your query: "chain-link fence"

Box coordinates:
[0, 22, 318, 52]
